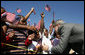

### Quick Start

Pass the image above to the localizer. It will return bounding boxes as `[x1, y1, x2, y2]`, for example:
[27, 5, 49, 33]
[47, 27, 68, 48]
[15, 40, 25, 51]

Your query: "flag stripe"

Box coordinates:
[45, 4, 51, 12]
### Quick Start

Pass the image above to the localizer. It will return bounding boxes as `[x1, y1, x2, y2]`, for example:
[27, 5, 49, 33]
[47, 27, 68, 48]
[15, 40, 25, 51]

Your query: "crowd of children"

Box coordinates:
[1, 7, 78, 54]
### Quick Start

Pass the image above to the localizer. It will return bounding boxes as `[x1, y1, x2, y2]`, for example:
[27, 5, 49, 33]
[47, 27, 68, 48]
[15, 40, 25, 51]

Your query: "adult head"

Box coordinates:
[54, 19, 65, 32]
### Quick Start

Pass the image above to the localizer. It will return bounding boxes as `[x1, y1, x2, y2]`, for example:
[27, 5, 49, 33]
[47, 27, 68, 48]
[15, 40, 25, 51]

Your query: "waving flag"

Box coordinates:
[49, 23, 52, 29]
[6, 12, 16, 22]
[28, 19, 30, 22]
[1, 12, 7, 18]
[49, 23, 52, 27]
[16, 8, 21, 13]
[1, 12, 6, 17]
[45, 4, 51, 12]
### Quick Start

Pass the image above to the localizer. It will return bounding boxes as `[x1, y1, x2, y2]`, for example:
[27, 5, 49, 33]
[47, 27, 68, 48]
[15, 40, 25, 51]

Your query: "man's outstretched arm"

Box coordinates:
[51, 25, 72, 54]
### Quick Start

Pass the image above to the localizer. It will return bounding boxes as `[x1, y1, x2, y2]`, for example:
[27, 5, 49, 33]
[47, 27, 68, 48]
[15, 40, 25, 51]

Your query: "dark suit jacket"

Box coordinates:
[51, 23, 84, 54]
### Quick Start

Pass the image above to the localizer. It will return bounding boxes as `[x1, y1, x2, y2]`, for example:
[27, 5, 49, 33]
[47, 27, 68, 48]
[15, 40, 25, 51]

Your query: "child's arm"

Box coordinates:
[25, 7, 34, 21]
[39, 12, 45, 34]
[8, 24, 36, 31]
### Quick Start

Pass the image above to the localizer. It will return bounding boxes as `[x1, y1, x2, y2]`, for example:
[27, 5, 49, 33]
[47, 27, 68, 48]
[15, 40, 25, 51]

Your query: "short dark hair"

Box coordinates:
[27, 29, 38, 35]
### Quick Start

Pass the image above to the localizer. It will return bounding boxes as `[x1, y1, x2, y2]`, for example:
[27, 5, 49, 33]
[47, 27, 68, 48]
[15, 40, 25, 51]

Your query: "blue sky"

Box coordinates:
[1, 1, 84, 30]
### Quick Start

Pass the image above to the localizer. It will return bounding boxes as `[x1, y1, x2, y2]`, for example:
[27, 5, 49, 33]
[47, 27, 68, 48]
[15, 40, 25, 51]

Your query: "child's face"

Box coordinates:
[28, 33, 35, 40]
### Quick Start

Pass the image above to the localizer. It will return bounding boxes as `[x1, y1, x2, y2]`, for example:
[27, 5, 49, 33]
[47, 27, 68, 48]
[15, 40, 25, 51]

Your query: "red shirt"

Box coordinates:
[25, 36, 32, 46]
[1, 33, 13, 47]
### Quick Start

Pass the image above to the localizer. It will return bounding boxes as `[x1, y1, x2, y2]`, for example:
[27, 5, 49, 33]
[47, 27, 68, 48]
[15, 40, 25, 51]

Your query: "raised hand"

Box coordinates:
[31, 7, 34, 12]
[41, 12, 45, 18]
[25, 7, 35, 21]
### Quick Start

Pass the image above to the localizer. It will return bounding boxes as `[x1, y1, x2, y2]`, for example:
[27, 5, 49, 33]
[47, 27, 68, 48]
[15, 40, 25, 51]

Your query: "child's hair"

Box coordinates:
[27, 29, 38, 35]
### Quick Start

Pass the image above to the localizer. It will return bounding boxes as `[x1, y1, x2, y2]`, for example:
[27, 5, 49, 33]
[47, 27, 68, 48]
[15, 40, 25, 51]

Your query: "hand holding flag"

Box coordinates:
[31, 7, 36, 15]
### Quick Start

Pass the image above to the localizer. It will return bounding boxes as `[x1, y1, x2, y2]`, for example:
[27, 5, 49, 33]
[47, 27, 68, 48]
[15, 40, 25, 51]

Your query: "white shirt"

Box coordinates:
[27, 41, 38, 51]
[40, 32, 52, 54]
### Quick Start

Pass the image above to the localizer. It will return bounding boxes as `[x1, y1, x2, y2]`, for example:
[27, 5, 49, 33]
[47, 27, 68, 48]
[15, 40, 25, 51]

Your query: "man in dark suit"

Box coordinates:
[42, 19, 84, 54]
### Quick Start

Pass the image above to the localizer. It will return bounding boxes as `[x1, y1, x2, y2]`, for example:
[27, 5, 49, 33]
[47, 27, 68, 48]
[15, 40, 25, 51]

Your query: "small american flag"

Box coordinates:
[28, 19, 30, 22]
[45, 4, 51, 12]
[16, 8, 21, 13]
[50, 23, 52, 27]
[1, 12, 7, 18]
[49, 23, 52, 29]
[6, 12, 16, 22]
[35, 25, 38, 30]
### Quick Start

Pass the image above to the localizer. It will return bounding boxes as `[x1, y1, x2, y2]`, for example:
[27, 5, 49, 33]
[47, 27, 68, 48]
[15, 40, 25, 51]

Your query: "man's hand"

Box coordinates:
[42, 44, 49, 51]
